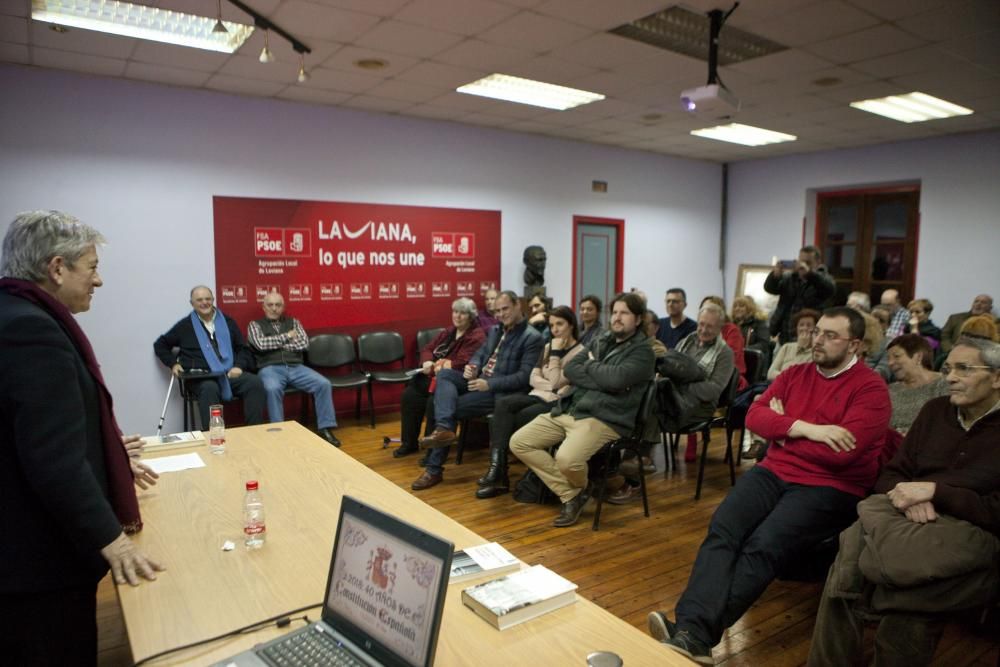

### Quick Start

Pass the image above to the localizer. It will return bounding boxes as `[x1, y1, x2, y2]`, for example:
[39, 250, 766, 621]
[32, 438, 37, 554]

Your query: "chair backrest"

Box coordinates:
[306, 333, 356, 370]
[630, 381, 659, 440]
[416, 327, 445, 353]
[357, 331, 405, 365]
[717, 367, 742, 410]
[744, 348, 763, 383]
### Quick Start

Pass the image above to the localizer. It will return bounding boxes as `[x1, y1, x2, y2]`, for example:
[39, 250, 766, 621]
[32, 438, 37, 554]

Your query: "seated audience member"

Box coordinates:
[859, 312, 886, 367]
[659, 303, 736, 465]
[960, 313, 999, 342]
[808, 336, 1000, 667]
[885, 334, 947, 434]
[478, 288, 499, 329]
[732, 294, 772, 371]
[657, 287, 697, 350]
[526, 291, 549, 335]
[867, 306, 893, 381]
[701, 296, 748, 391]
[154, 285, 265, 427]
[940, 293, 995, 353]
[645, 309, 668, 358]
[391, 297, 485, 458]
[412, 291, 542, 490]
[509, 292, 654, 527]
[247, 292, 341, 446]
[648, 307, 891, 665]
[846, 290, 871, 313]
[764, 246, 835, 344]
[476, 306, 584, 499]
[767, 308, 820, 380]
[880, 289, 909, 340]
[578, 294, 603, 346]
[904, 298, 942, 350]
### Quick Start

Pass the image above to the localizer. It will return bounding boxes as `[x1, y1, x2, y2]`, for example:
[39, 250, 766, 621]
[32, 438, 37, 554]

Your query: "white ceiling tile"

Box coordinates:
[459, 112, 517, 127]
[159, 0, 281, 19]
[850, 45, 971, 78]
[425, 90, 506, 112]
[275, 86, 353, 106]
[534, 0, 672, 30]
[305, 66, 386, 93]
[406, 104, 469, 120]
[433, 38, 528, 70]
[395, 60, 486, 88]
[504, 118, 564, 132]
[129, 42, 230, 73]
[895, 0, 1000, 41]
[467, 99, 554, 119]
[238, 32, 341, 67]
[30, 21, 137, 58]
[727, 48, 836, 77]
[730, 1, 881, 48]
[544, 125, 608, 139]
[547, 32, 666, 70]
[294, 0, 410, 14]
[365, 78, 447, 102]
[124, 61, 210, 87]
[271, 2, 381, 42]
[478, 11, 593, 52]
[815, 80, 908, 104]
[319, 45, 418, 76]
[0, 42, 28, 63]
[341, 94, 412, 112]
[394, 0, 519, 36]
[578, 117, 646, 133]
[204, 74, 287, 96]
[219, 55, 301, 83]
[494, 0, 546, 7]
[847, 0, 948, 21]
[32, 48, 126, 76]
[568, 70, 650, 97]
[939, 30, 1000, 68]
[0, 15, 27, 43]
[804, 25, 928, 64]
[503, 54, 597, 86]
[354, 20, 466, 58]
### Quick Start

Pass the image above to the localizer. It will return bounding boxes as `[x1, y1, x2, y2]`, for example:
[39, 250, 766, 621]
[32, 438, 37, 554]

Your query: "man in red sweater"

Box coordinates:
[648, 307, 891, 664]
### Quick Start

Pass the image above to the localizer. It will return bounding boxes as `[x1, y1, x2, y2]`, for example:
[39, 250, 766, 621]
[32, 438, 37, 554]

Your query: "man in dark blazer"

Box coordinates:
[154, 285, 266, 429]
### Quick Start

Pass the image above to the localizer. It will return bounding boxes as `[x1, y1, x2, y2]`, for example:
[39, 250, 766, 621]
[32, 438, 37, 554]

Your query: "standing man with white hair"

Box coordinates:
[1, 210, 163, 664]
[247, 291, 340, 447]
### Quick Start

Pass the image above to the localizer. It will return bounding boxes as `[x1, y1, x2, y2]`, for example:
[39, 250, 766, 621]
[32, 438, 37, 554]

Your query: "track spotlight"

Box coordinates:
[258, 29, 274, 63]
[212, 0, 227, 33]
[297, 53, 310, 82]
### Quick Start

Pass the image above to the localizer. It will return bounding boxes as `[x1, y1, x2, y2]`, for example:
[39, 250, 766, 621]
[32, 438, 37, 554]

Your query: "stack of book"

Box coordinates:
[462, 564, 577, 630]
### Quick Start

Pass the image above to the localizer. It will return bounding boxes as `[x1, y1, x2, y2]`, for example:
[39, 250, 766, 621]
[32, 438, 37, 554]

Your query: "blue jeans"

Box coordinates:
[675, 466, 859, 647]
[259, 364, 337, 429]
[424, 368, 495, 475]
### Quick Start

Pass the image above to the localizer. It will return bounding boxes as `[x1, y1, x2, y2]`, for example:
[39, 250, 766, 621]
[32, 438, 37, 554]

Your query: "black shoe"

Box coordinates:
[392, 445, 418, 458]
[553, 489, 589, 527]
[662, 630, 713, 665]
[475, 475, 509, 499]
[647, 611, 677, 643]
[318, 428, 341, 447]
[478, 446, 508, 487]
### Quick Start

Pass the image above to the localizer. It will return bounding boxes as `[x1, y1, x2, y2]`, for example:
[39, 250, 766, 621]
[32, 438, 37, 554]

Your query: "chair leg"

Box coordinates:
[367, 381, 375, 429]
[695, 430, 710, 500]
[455, 420, 467, 465]
[591, 448, 611, 531]
[726, 427, 736, 486]
[737, 423, 746, 466]
[354, 387, 361, 422]
[638, 452, 650, 518]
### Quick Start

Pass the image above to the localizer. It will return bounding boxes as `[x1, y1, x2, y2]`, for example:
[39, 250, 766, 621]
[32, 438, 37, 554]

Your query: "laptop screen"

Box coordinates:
[323, 497, 454, 667]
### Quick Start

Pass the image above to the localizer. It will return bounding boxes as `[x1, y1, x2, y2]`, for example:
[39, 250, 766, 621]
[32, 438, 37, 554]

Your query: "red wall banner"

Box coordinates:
[213, 196, 500, 414]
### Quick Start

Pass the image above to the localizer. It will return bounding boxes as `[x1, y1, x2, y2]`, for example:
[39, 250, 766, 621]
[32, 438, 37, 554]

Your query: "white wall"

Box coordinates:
[0, 64, 723, 434]
[725, 131, 1000, 319]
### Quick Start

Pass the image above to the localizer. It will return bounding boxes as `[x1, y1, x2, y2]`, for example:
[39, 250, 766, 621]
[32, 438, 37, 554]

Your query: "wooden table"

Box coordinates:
[122, 422, 684, 665]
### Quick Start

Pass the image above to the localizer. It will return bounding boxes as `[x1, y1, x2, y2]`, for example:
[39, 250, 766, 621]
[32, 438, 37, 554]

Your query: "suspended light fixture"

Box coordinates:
[297, 53, 310, 83]
[258, 29, 275, 63]
[212, 0, 228, 33]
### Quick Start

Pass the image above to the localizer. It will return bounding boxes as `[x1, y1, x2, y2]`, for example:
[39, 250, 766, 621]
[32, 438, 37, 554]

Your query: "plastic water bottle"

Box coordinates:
[244, 480, 266, 549]
[208, 404, 226, 454]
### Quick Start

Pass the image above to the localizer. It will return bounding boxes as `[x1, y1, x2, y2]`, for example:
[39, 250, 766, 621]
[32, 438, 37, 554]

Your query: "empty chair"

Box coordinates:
[358, 331, 416, 384]
[306, 333, 372, 428]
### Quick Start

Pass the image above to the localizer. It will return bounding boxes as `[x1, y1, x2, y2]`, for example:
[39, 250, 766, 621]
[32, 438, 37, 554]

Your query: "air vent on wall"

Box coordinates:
[609, 5, 786, 65]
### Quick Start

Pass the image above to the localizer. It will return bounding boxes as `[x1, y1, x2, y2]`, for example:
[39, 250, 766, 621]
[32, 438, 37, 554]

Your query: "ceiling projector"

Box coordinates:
[680, 84, 740, 119]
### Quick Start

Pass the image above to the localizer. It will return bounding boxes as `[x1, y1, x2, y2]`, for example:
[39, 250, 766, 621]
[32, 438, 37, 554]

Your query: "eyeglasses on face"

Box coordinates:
[941, 362, 993, 377]
[810, 328, 853, 342]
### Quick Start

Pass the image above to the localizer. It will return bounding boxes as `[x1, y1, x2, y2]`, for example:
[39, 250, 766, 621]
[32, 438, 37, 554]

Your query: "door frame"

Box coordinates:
[571, 215, 624, 306]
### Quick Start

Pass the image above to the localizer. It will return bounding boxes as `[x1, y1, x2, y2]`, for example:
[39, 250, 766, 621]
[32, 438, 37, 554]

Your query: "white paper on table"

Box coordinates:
[144, 452, 206, 474]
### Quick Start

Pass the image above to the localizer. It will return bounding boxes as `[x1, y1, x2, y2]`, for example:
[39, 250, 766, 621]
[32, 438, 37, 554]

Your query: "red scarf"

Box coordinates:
[0, 278, 142, 533]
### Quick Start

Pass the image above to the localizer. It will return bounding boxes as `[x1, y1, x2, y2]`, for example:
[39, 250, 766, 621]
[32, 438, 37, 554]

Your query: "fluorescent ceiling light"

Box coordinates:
[849, 91, 973, 123]
[31, 0, 254, 53]
[691, 123, 796, 146]
[457, 73, 605, 110]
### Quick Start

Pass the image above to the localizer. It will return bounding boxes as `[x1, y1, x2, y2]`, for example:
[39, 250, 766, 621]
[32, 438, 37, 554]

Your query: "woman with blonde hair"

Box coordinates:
[732, 294, 772, 371]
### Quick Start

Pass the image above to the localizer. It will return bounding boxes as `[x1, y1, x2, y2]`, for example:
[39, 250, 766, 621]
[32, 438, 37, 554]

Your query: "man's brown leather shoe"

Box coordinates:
[411, 471, 443, 490]
[419, 428, 457, 449]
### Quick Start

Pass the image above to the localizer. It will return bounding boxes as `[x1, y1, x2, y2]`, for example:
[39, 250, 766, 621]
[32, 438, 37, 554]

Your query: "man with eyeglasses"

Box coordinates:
[809, 335, 1000, 666]
[648, 307, 891, 664]
[657, 287, 697, 350]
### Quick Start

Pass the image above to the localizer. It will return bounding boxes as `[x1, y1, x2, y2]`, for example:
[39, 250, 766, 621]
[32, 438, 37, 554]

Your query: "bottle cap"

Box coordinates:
[246, 480, 259, 490]
[211, 408, 222, 416]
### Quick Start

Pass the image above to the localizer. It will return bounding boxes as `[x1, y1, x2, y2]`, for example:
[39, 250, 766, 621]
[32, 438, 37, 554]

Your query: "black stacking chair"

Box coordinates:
[306, 333, 372, 427]
[416, 327, 445, 354]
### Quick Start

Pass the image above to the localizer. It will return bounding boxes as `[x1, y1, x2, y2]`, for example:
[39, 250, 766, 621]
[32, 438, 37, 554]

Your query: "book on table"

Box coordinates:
[141, 431, 205, 450]
[449, 542, 520, 583]
[461, 564, 577, 630]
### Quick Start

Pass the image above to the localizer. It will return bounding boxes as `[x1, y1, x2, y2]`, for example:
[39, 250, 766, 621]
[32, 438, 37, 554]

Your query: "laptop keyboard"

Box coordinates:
[260, 628, 367, 667]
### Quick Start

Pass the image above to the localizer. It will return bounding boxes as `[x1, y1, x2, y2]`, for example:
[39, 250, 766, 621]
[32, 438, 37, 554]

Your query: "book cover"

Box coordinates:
[449, 542, 520, 583]
[461, 564, 577, 630]
[142, 431, 205, 450]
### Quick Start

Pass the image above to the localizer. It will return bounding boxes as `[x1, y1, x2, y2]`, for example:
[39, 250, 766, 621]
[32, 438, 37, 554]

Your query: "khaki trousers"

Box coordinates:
[509, 413, 618, 503]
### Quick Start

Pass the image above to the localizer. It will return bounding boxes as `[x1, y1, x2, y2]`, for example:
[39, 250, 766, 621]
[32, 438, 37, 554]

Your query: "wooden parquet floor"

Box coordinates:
[98, 414, 999, 666]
